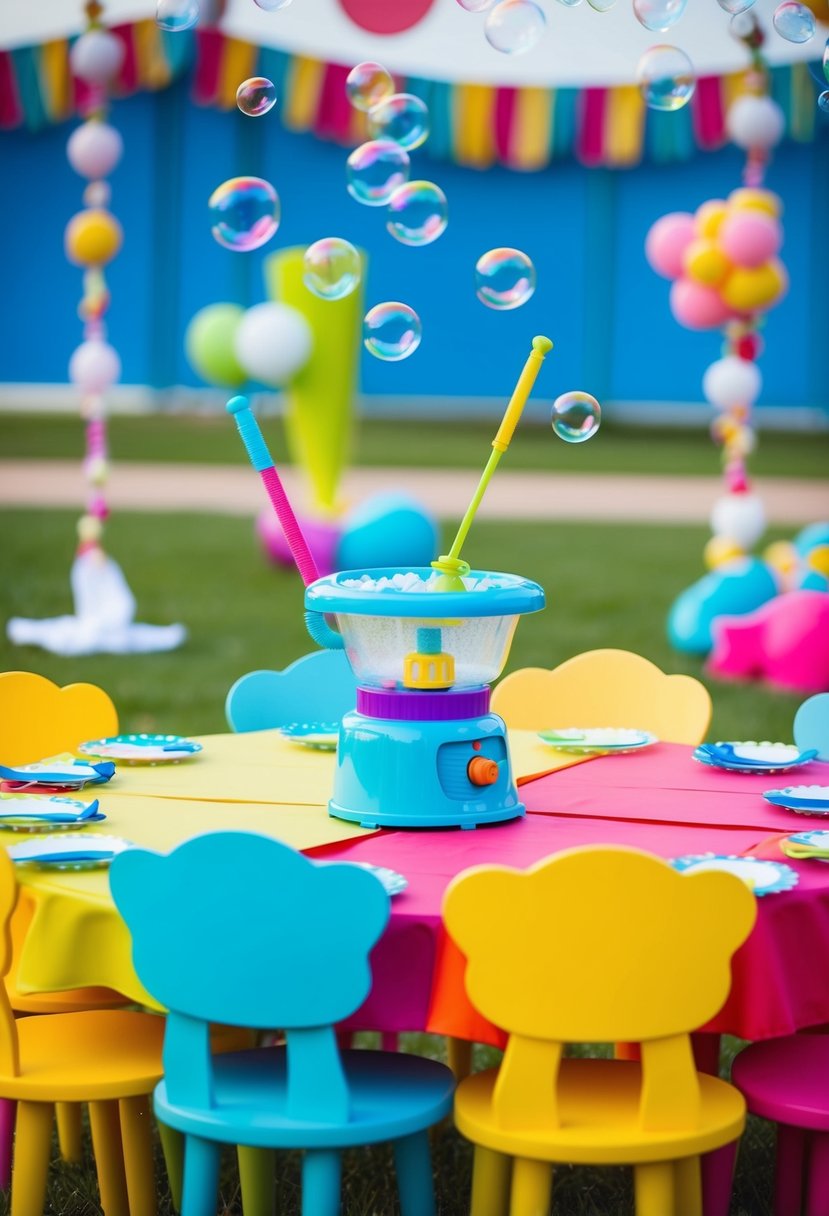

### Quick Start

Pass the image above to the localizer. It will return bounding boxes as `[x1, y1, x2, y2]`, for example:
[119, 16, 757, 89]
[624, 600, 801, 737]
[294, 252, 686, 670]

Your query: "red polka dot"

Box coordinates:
[338, 0, 435, 35]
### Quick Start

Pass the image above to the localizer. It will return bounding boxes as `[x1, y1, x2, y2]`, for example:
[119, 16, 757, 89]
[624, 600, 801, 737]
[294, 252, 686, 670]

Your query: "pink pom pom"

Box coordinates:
[670, 278, 732, 330]
[719, 212, 782, 269]
[645, 212, 696, 280]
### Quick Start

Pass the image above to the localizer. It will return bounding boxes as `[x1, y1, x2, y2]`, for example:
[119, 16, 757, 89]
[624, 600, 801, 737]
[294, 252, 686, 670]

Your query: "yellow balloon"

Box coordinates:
[64, 209, 123, 267]
[695, 200, 729, 240]
[721, 259, 787, 313]
[728, 188, 782, 219]
[683, 239, 731, 287]
[763, 540, 798, 576]
[704, 536, 745, 570]
[807, 545, 829, 577]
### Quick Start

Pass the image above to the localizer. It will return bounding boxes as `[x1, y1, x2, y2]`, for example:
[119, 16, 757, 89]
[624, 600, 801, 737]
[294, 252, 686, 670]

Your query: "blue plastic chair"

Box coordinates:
[794, 693, 829, 762]
[110, 832, 454, 1216]
[225, 650, 358, 733]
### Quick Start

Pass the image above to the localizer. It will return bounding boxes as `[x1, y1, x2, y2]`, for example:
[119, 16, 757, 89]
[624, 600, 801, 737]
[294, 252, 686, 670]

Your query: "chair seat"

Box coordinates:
[155, 1047, 455, 1149]
[7, 983, 126, 1015]
[732, 1035, 829, 1131]
[456, 1059, 745, 1165]
[0, 1009, 165, 1101]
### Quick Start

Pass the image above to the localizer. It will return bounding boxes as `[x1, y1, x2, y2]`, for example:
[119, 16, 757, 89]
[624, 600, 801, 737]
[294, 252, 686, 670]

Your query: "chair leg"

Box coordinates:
[674, 1155, 702, 1216]
[806, 1130, 829, 1216]
[509, 1157, 552, 1216]
[701, 1141, 739, 1216]
[237, 1146, 277, 1216]
[0, 1099, 16, 1189]
[633, 1161, 674, 1216]
[181, 1134, 221, 1216]
[56, 1102, 83, 1163]
[393, 1131, 436, 1216]
[89, 1099, 130, 1216]
[10, 1101, 52, 1216]
[157, 1120, 184, 1211]
[119, 1096, 156, 1216]
[447, 1038, 473, 1082]
[470, 1146, 511, 1216]
[775, 1124, 806, 1216]
[301, 1149, 341, 1216]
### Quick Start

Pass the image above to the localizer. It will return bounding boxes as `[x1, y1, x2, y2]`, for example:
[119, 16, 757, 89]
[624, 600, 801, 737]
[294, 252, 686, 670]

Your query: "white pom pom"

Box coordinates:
[69, 29, 125, 85]
[234, 303, 313, 388]
[726, 96, 785, 151]
[69, 340, 121, 393]
[67, 121, 123, 179]
[702, 356, 762, 410]
[710, 492, 766, 549]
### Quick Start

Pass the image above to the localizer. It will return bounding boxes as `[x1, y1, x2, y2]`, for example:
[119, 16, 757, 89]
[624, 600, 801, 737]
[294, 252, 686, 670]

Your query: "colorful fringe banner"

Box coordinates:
[0, 20, 823, 170]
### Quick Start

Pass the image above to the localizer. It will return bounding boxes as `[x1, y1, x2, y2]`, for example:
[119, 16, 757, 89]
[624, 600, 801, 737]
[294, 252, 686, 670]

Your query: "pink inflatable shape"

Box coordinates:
[256, 508, 341, 577]
[708, 590, 829, 694]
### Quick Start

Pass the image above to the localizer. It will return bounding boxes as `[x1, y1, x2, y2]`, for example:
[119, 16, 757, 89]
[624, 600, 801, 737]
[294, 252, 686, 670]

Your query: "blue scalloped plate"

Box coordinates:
[764, 786, 829, 814]
[0, 759, 115, 790]
[670, 853, 799, 895]
[0, 794, 105, 832]
[278, 723, 339, 752]
[784, 830, 829, 860]
[694, 742, 818, 775]
[78, 734, 202, 764]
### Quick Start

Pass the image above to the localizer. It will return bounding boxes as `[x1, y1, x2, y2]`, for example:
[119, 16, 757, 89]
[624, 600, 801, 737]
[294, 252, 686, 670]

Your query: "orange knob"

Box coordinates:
[467, 756, 499, 786]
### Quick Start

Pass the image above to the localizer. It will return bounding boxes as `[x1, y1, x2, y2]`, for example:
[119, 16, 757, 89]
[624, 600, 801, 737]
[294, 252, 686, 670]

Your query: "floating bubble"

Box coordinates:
[345, 62, 394, 111]
[772, 1, 815, 41]
[716, 0, 756, 13]
[551, 392, 601, 443]
[386, 182, 448, 247]
[156, 0, 199, 31]
[363, 303, 422, 362]
[556, 0, 583, 7]
[637, 45, 696, 111]
[303, 238, 361, 301]
[819, 90, 829, 113]
[253, 0, 292, 9]
[824, 36, 829, 83]
[236, 77, 276, 117]
[475, 248, 536, 310]
[632, 0, 687, 31]
[208, 177, 280, 252]
[456, 0, 495, 9]
[346, 140, 410, 206]
[368, 93, 430, 151]
[586, 0, 617, 10]
[484, 0, 546, 53]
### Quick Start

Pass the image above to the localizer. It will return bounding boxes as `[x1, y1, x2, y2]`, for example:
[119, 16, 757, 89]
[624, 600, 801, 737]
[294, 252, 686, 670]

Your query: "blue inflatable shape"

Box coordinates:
[667, 558, 779, 655]
[798, 568, 829, 593]
[794, 522, 829, 557]
[335, 493, 439, 573]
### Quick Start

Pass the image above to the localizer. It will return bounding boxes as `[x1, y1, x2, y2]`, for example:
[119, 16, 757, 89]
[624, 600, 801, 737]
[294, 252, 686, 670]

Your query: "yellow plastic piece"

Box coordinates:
[443, 846, 755, 1197]
[491, 648, 712, 745]
[403, 651, 455, 690]
[0, 671, 118, 766]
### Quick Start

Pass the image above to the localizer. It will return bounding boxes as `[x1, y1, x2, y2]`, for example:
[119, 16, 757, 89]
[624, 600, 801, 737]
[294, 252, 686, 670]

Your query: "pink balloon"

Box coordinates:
[645, 212, 696, 280]
[670, 278, 732, 330]
[718, 212, 782, 269]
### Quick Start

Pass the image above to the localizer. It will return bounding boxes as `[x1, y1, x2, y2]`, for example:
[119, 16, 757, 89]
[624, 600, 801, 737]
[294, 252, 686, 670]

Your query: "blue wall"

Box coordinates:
[1, 76, 826, 415]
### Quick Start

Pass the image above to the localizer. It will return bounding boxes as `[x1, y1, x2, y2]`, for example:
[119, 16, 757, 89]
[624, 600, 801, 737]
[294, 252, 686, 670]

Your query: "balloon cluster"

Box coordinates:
[185, 301, 312, 389]
[764, 523, 829, 594]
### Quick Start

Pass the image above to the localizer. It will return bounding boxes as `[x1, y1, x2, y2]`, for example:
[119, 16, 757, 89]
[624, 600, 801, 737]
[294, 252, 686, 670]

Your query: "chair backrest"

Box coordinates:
[110, 832, 389, 1120]
[491, 649, 712, 745]
[0, 671, 119, 765]
[794, 692, 829, 762]
[443, 846, 755, 1132]
[225, 650, 358, 733]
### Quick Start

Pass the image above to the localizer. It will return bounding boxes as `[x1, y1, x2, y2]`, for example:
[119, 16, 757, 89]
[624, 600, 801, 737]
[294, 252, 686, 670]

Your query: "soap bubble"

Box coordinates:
[303, 238, 361, 300]
[156, 0, 199, 30]
[475, 248, 536, 310]
[346, 61, 394, 111]
[457, 0, 495, 9]
[772, 1, 815, 41]
[484, 0, 546, 53]
[236, 77, 276, 117]
[556, 0, 583, 7]
[819, 90, 829, 113]
[586, 0, 617, 10]
[346, 140, 410, 206]
[633, 0, 687, 31]
[368, 93, 430, 151]
[208, 177, 280, 251]
[386, 182, 448, 247]
[637, 45, 696, 111]
[551, 392, 601, 443]
[253, 0, 292, 9]
[824, 36, 829, 83]
[716, 0, 756, 14]
[364, 303, 422, 361]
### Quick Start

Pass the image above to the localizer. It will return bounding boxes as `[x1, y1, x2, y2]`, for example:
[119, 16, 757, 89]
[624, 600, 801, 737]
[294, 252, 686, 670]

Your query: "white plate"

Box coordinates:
[670, 853, 798, 894]
[537, 728, 657, 754]
[0, 794, 104, 832]
[764, 785, 829, 813]
[6, 834, 131, 870]
[278, 723, 339, 751]
[730, 743, 804, 764]
[78, 734, 202, 763]
[352, 863, 408, 896]
[0, 758, 113, 789]
[785, 830, 829, 859]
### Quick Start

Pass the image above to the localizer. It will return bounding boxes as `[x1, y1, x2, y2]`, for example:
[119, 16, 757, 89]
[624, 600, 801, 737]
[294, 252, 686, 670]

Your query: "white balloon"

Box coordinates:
[234, 303, 313, 387]
[702, 356, 762, 410]
[67, 121, 123, 179]
[69, 340, 121, 393]
[710, 492, 766, 549]
[69, 29, 125, 84]
[726, 95, 785, 150]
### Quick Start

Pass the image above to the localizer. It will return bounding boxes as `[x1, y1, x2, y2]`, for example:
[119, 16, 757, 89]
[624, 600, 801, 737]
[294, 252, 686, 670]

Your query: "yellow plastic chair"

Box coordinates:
[0, 671, 119, 766]
[443, 846, 756, 1216]
[491, 649, 712, 745]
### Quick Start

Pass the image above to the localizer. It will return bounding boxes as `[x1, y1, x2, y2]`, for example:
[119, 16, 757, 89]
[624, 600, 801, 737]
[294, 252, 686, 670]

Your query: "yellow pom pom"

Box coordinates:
[695, 200, 729, 240]
[720, 260, 787, 313]
[704, 536, 745, 570]
[683, 239, 731, 287]
[64, 209, 123, 267]
[728, 188, 782, 219]
[807, 545, 829, 577]
[763, 540, 798, 575]
[76, 514, 103, 543]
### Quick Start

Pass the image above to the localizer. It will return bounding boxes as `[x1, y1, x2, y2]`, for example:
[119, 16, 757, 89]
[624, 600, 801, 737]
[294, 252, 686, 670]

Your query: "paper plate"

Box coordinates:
[763, 785, 829, 813]
[0, 794, 104, 832]
[6, 834, 131, 870]
[670, 853, 798, 895]
[694, 742, 818, 775]
[537, 728, 657, 754]
[352, 862, 408, 896]
[783, 830, 829, 860]
[0, 758, 115, 790]
[78, 734, 202, 764]
[278, 723, 339, 752]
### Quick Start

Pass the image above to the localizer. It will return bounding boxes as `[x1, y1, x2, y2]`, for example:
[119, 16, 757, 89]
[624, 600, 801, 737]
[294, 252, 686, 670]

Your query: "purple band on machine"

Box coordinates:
[356, 685, 491, 722]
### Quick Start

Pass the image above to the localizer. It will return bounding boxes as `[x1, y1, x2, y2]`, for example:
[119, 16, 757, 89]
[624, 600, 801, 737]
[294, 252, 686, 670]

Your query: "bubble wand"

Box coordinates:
[432, 335, 553, 589]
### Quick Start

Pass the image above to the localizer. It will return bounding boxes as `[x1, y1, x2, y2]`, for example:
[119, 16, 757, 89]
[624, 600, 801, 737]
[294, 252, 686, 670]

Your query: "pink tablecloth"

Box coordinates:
[311, 745, 829, 1044]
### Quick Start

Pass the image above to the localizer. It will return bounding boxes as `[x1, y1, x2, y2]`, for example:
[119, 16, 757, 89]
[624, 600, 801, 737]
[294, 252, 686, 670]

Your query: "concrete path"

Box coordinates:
[0, 460, 826, 523]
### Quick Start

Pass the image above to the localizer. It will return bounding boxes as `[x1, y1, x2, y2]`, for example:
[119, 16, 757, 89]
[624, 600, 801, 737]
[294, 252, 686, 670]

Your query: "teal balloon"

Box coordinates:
[667, 559, 778, 654]
[336, 494, 439, 571]
[185, 303, 246, 387]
